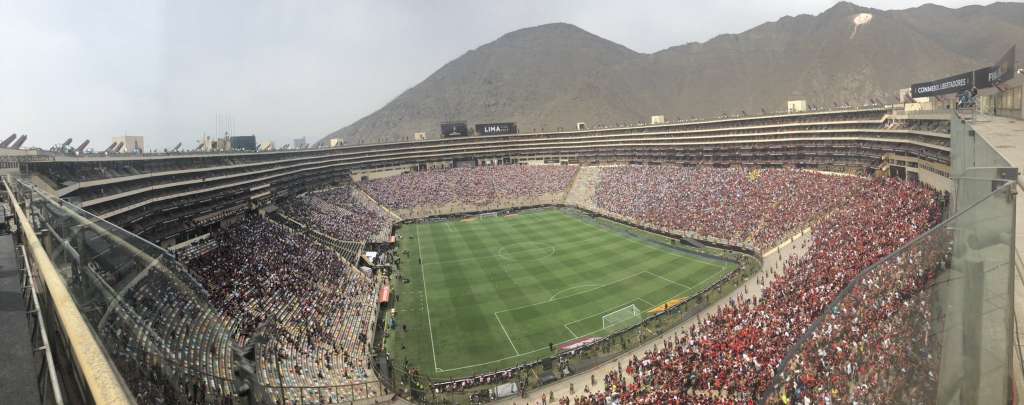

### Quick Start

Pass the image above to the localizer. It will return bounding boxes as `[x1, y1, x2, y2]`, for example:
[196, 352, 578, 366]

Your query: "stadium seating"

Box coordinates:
[361, 165, 578, 218]
[185, 216, 379, 402]
[565, 177, 940, 404]
[277, 186, 393, 243]
[586, 166, 866, 251]
[12, 106, 959, 404]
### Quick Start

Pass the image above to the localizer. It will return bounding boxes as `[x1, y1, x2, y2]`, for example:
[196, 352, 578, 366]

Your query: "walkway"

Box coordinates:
[0, 232, 42, 405]
[968, 113, 1024, 396]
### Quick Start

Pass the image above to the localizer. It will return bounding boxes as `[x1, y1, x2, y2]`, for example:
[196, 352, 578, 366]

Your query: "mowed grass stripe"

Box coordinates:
[391, 209, 736, 377]
[420, 222, 520, 366]
[452, 218, 539, 329]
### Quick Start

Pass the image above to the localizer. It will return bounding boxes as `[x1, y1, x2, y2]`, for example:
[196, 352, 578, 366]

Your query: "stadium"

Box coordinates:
[2, 3, 1024, 405]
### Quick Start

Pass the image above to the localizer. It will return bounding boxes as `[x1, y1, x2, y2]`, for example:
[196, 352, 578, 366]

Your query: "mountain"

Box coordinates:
[322, 2, 1024, 145]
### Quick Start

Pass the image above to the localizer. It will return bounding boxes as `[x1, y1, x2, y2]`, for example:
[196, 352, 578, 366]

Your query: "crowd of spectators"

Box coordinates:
[279, 186, 393, 242]
[591, 166, 863, 251]
[770, 231, 946, 404]
[362, 165, 578, 211]
[100, 270, 237, 404]
[186, 215, 377, 392]
[565, 176, 940, 404]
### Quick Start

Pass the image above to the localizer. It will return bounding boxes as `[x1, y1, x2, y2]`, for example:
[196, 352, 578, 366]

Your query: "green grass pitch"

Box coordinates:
[386, 208, 734, 379]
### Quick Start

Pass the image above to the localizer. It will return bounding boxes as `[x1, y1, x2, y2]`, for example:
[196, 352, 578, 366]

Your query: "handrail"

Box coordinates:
[20, 244, 65, 405]
[3, 176, 135, 404]
[16, 179, 208, 297]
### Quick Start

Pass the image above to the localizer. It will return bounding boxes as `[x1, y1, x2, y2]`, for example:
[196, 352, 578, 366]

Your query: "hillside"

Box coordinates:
[323, 2, 1024, 145]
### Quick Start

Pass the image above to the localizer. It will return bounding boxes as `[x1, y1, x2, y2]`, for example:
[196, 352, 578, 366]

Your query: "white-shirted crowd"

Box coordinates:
[362, 165, 578, 210]
[592, 167, 864, 251]
[186, 215, 377, 396]
[279, 186, 393, 242]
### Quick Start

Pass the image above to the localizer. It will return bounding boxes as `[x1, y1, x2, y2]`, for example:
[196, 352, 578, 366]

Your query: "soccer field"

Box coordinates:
[387, 208, 734, 378]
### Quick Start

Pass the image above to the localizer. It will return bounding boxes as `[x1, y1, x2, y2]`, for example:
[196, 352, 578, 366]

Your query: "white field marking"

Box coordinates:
[496, 244, 556, 261]
[564, 301, 655, 341]
[650, 265, 733, 314]
[439, 266, 730, 373]
[564, 323, 579, 338]
[494, 312, 521, 355]
[578, 215, 743, 303]
[416, 224, 440, 372]
[426, 211, 735, 371]
[563, 298, 656, 332]
[549, 283, 603, 301]
[419, 232, 611, 266]
[445, 222, 455, 232]
[572, 216, 726, 268]
[445, 297, 651, 373]
[643, 271, 692, 289]
[494, 272, 652, 316]
[642, 269, 722, 312]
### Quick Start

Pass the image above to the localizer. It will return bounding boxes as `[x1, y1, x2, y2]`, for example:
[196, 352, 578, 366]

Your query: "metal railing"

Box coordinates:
[4, 176, 136, 405]
[19, 242, 65, 405]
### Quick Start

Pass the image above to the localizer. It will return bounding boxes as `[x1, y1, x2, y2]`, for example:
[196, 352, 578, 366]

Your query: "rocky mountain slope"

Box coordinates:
[323, 2, 1023, 145]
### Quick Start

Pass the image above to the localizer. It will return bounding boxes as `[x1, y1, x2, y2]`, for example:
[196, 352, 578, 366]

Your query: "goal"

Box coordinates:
[601, 304, 641, 331]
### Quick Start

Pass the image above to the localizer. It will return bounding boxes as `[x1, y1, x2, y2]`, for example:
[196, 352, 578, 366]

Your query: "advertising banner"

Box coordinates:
[911, 71, 972, 98]
[910, 45, 1016, 98]
[475, 122, 518, 136]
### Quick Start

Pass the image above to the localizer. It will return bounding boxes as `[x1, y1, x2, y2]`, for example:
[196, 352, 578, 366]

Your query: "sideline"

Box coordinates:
[416, 224, 441, 372]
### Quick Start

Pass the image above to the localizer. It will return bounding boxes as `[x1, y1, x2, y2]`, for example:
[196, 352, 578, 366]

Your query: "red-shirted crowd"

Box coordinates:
[564, 177, 939, 404]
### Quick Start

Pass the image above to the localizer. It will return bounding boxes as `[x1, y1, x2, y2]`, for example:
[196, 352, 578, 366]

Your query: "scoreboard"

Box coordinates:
[440, 121, 469, 137]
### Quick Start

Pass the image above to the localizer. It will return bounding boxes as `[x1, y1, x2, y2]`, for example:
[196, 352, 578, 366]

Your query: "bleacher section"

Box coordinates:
[185, 216, 379, 402]
[361, 165, 578, 219]
[277, 186, 393, 243]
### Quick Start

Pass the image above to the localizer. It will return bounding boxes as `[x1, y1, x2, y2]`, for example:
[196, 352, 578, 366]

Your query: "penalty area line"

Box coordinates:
[494, 312, 521, 355]
[643, 270, 692, 289]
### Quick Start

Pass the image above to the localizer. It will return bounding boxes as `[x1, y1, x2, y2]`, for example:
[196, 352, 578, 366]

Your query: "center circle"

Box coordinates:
[496, 242, 556, 261]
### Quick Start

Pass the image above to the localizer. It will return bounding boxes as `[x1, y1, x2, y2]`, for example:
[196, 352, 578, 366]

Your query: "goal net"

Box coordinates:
[601, 304, 641, 331]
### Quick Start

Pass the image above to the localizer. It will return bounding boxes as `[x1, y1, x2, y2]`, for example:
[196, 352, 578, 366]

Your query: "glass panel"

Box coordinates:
[14, 179, 239, 404]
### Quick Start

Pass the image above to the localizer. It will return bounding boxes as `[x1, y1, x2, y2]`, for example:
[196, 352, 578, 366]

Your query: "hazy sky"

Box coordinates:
[1, 0, 986, 150]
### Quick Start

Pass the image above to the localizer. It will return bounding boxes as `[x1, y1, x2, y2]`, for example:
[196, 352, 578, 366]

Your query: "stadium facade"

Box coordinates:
[1, 98, 1022, 404]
